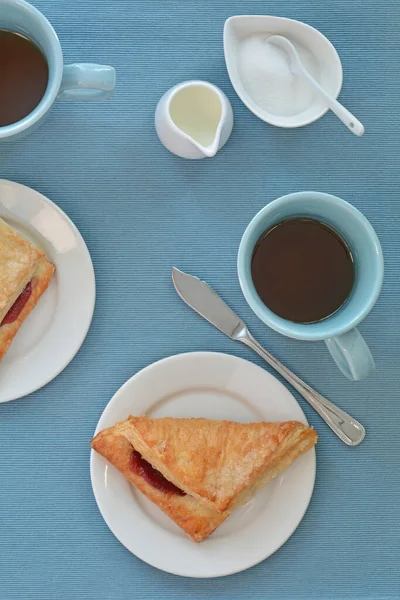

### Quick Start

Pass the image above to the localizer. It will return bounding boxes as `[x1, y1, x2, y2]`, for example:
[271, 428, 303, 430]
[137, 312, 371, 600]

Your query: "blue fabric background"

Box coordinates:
[0, 1, 399, 598]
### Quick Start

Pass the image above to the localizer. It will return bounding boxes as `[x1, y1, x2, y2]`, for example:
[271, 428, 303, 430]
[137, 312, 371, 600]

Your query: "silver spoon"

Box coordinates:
[267, 35, 364, 136]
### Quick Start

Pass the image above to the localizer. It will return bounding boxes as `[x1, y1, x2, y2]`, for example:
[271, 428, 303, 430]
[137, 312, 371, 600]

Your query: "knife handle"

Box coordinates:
[240, 330, 365, 446]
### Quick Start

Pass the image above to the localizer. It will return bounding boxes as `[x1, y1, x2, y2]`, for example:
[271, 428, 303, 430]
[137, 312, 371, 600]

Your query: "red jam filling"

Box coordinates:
[129, 450, 185, 496]
[1, 281, 32, 326]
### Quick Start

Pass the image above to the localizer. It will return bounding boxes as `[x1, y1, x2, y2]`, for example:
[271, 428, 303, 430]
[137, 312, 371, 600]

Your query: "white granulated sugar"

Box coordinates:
[238, 35, 319, 117]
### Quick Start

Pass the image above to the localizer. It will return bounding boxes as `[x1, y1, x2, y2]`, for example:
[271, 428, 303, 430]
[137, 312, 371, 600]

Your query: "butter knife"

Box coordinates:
[172, 267, 365, 446]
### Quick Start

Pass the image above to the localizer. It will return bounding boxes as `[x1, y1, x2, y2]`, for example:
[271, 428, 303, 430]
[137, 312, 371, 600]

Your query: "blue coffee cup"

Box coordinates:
[0, 0, 116, 141]
[238, 192, 384, 380]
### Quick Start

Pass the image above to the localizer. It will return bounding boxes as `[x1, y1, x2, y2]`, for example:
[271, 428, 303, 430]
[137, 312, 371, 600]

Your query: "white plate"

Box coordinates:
[0, 179, 95, 403]
[90, 352, 316, 578]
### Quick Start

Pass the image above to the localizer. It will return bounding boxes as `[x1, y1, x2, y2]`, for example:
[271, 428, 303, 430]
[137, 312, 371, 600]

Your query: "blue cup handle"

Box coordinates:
[58, 64, 116, 100]
[325, 328, 375, 381]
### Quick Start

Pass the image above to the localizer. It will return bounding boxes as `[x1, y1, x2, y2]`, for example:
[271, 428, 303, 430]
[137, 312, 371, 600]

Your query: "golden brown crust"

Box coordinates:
[0, 219, 55, 360]
[120, 416, 317, 513]
[91, 417, 317, 541]
[0, 218, 44, 318]
[91, 427, 228, 542]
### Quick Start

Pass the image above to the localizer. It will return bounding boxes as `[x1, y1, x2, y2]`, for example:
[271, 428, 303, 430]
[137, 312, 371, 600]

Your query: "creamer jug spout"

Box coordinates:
[195, 121, 223, 158]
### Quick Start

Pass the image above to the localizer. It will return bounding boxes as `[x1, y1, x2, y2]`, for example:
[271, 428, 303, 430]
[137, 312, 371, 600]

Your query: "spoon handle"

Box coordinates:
[240, 330, 366, 446]
[301, 68, 364, 136]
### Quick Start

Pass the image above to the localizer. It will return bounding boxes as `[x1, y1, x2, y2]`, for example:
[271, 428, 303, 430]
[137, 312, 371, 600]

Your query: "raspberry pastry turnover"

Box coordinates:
[0, 218, 55, 360]
[91, 416, 317, 542]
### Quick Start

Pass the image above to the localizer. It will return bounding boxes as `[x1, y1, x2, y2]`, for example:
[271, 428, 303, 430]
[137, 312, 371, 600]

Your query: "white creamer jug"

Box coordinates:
[155, 80, 233, 159]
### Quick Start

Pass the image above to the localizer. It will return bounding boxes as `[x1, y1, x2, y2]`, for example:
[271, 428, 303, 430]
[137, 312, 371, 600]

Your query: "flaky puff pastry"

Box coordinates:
[91, 416, 317, 542]
[0, 218, 55, 360]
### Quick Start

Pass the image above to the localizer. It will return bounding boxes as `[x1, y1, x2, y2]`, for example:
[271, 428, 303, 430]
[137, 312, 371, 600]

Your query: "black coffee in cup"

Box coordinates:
[251, 217, 355, 323]
[0, 30, 48, 126]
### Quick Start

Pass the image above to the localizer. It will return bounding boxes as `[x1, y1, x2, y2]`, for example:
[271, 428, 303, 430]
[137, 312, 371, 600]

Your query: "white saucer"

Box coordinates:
[0, 179, 95, 403]
[90, 352, 316, 578]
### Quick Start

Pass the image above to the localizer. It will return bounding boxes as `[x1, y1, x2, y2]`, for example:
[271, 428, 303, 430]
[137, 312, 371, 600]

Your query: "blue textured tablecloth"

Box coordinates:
[1, 0, 399, 598]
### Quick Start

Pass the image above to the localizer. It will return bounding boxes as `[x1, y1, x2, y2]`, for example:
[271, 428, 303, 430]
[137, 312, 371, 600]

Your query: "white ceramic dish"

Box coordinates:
[0, 179, 95, 403]
[90, 352, 316, 578]
[224, 15, 343, 128]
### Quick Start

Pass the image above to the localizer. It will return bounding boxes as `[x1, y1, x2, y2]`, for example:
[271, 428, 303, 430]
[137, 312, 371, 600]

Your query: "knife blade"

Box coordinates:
[171, 266, 366, 447]
[172, 267, 245, 339]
